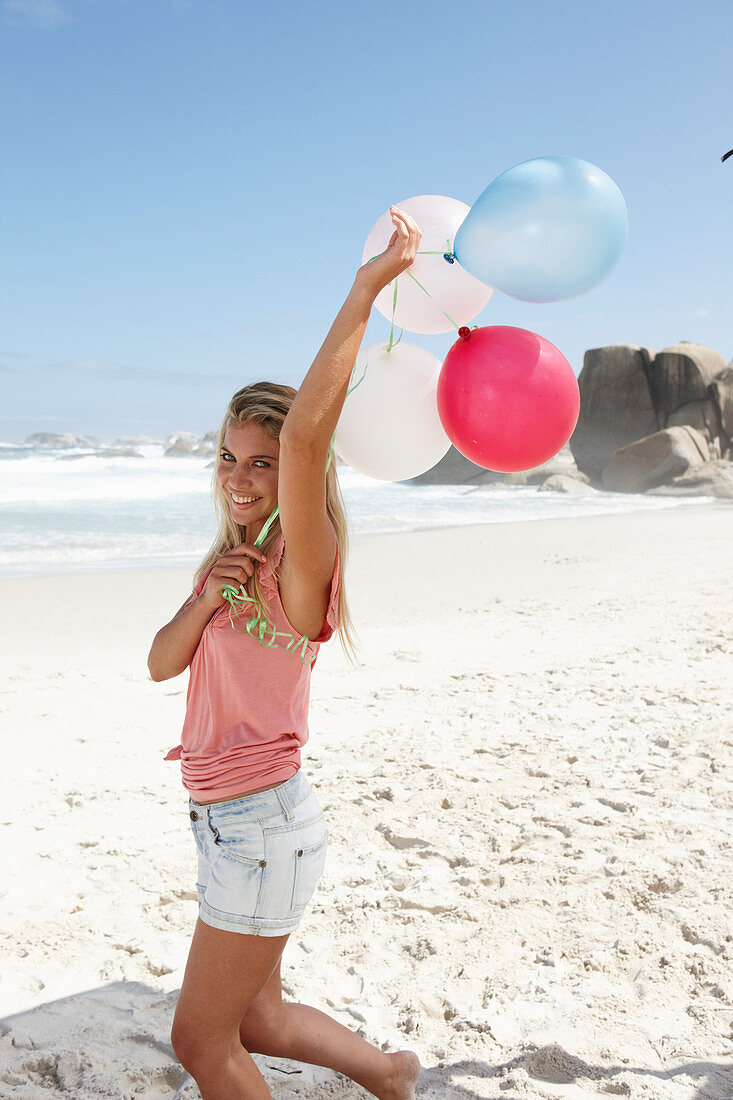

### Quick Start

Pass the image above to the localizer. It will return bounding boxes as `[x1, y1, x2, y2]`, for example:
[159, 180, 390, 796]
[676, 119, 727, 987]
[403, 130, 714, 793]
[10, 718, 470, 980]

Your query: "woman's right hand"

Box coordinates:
[199, 543, 269, 611]
[149, 541, 269, 681]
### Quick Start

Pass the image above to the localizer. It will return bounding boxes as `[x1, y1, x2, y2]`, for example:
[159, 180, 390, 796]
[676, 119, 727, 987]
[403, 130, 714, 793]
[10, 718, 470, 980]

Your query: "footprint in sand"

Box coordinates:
[376, 824, 430, 850]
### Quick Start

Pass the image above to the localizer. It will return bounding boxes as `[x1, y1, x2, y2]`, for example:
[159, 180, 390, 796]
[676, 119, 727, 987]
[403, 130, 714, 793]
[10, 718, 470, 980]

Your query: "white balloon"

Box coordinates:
[362, 194, 493, 335]
[335, 341, 451, 481]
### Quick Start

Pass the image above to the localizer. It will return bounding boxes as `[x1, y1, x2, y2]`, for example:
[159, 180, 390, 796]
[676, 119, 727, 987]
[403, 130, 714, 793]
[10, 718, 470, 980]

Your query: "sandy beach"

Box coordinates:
[1, 503, 731, 1099]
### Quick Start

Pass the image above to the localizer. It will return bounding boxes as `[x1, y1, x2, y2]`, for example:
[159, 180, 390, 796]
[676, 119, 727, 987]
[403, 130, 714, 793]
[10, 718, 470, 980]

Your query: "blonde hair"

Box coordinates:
[195, 381, 356, 656]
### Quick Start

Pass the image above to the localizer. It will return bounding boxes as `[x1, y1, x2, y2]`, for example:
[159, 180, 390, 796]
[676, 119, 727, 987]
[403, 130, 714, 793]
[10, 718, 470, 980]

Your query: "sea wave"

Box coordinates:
[0, 444, 712, 576]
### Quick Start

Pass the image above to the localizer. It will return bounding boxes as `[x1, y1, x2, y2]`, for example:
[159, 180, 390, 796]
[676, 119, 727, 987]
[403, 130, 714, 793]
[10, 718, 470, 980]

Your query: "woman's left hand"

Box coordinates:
[355, 206, 421, 297]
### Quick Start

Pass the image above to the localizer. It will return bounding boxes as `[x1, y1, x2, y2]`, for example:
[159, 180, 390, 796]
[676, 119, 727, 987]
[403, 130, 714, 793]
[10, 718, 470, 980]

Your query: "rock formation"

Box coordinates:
[538, 473, 595, 494]
[504, 448, 587, 486]
[569, 345, 658, 482]
[99, 447, 143, 458]
[646, 459, 733, 499]
[410, 444, 590, 492]
[571, 342, 732, 493]
[408, 447, 503, 486]
[602, 426, 709, 493]
[25, 432, 82, 449]
[648, 344, 727, 443]
[711, 367, 733, 443]
[164, 438, 194, 457]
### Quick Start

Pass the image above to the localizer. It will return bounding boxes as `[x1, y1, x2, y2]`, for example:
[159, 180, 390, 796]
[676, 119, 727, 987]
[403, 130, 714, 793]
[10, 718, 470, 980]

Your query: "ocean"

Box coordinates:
[0, 441, 709, 578]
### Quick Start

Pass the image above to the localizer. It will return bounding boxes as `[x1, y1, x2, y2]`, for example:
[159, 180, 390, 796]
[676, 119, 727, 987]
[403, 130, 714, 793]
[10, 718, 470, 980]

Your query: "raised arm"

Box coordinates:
[280, 207, 420, 467]
[276, 207, 421, 637]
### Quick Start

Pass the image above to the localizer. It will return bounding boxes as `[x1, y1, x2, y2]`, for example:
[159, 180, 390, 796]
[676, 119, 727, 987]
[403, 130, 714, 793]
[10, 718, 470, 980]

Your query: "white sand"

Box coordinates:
[1, 503, 732, 1099]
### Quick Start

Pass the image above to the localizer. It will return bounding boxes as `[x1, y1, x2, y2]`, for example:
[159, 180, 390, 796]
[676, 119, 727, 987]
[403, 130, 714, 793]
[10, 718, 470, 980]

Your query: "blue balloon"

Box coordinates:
[454, 156, 628, 303]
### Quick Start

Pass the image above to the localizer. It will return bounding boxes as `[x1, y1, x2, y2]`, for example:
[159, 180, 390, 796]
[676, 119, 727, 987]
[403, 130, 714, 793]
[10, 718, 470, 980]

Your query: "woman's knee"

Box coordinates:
[239, 1001, 288, 1053]
[171, 1012, 235, 1073]
[170, 1014, 200, 1070]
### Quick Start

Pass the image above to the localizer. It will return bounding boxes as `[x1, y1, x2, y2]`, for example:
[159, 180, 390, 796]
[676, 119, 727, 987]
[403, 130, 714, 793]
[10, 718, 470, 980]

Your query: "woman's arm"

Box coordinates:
[147, 543, 267, 680]
[280, 207, 420, 465]
[276, 207, 421, 636]
[147, 596, 219, 682]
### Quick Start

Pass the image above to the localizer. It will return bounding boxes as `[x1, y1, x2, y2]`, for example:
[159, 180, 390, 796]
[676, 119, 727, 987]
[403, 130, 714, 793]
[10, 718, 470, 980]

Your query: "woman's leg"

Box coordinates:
[171, 917, 289, 1100]
[239, 959, 421, 1100]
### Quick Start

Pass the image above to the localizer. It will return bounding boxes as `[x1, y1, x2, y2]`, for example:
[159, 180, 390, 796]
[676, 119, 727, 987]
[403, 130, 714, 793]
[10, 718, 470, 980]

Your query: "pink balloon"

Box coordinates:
[437, 326, 580, 472]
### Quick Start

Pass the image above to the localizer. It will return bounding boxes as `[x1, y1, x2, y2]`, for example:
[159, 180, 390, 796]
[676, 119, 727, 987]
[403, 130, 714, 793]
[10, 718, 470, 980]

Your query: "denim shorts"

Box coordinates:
[188, 771, 328, 937]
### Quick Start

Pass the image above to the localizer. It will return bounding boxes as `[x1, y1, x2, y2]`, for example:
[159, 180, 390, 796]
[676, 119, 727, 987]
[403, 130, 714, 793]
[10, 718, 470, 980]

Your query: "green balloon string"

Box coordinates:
[376, 240, 462, 347]
[403, 269, 461, 330]
[347, 359, 368, 396]
[386, 278, 402, 352]
[366, 242, 459, 352]
[416, 239, 456, 262]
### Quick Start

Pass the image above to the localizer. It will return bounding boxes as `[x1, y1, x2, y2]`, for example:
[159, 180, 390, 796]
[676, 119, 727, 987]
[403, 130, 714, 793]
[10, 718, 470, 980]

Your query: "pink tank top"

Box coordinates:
[164, 534, 340, 801]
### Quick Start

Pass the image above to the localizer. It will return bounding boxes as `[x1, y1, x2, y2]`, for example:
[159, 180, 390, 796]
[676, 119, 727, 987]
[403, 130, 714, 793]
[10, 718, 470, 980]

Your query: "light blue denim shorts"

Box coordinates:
[188, 771, 328, 937]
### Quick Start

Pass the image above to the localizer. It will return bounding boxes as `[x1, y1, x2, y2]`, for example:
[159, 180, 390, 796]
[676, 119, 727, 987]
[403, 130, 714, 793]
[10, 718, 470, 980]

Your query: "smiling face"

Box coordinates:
[216, 421, 280, 540]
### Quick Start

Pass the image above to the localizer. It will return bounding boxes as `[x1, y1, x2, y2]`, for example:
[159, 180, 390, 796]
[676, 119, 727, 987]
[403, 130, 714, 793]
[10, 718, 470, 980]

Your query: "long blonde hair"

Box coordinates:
[195, 381, 356, 656]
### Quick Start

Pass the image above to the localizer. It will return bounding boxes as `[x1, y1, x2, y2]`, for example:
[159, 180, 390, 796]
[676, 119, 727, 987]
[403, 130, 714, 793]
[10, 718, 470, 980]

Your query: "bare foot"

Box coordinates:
[382, 1050, 421, 1100]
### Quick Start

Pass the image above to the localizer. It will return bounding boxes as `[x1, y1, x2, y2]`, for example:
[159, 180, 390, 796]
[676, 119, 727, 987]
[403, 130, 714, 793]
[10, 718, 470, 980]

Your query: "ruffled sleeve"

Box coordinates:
[259, 535, 340, 645]
[313, 549, 341, 644]
[257, 535, 285, 607]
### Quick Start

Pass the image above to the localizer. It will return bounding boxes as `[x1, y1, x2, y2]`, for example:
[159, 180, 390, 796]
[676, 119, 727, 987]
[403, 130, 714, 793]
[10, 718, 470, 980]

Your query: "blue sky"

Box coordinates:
[1, 0, 731, 442]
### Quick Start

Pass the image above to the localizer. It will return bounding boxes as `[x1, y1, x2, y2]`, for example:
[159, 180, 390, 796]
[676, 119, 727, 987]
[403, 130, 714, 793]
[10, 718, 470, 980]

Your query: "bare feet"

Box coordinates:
[381, 1050, 421, 1100]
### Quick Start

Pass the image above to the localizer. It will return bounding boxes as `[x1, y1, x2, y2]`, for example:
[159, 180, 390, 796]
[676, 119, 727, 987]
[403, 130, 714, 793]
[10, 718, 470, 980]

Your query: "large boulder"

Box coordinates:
[100, 447, 143, 458]
[569, 346, 658, 482]
[194, 439, 216, 456]
[602, 426, 709, 493]
[710, 367, 733, 453]
[166, 431, 197, 446]
[25, 432, 79, 449]
[649, 344, 728, 442]
[645, 459, 733, 499]
[539, 473, 595, 494]
[408, 446, 503, 485]
[504, 446, 581, 486]
[164, 438, 194, 457]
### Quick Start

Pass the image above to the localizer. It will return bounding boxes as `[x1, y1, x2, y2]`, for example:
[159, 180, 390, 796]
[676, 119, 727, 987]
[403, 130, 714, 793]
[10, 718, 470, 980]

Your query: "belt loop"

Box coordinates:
[276, 784, 295, 822]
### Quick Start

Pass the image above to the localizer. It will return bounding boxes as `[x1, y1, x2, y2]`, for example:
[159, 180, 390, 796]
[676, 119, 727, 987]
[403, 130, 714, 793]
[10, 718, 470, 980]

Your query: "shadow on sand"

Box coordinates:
[0, 981, 191, 1096]
[420, 1048, 733, 1099]
[0, 984, 731, 1098]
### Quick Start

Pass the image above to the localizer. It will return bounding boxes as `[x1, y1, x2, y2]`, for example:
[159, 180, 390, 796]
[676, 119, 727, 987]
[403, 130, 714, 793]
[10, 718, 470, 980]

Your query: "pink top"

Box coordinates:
[164, 534, 340, 802]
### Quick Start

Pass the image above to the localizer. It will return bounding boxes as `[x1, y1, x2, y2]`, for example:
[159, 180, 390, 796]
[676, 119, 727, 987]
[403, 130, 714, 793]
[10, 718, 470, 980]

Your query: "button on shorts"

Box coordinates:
[188, 771, 328, 937]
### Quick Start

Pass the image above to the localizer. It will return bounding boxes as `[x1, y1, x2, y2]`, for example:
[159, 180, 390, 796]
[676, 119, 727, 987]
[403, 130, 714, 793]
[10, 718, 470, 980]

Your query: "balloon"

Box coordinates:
[335, 341, 451, 481]
[454, 156, 628, 303]
[363, 195, 492, 335]
[437, 326, 580, 472]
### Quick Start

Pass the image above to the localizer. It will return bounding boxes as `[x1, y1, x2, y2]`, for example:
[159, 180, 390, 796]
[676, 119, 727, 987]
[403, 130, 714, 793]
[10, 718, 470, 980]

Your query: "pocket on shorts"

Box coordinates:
[211, 814, 266, 867]
[291, 829, 328, 912]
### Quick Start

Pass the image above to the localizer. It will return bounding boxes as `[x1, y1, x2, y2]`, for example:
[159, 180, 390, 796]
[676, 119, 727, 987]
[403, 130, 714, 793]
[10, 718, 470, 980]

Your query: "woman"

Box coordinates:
[148, 207, 422, 1100]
